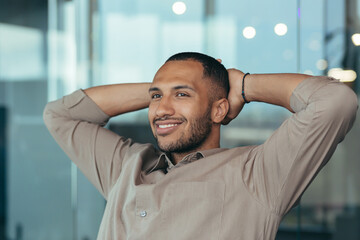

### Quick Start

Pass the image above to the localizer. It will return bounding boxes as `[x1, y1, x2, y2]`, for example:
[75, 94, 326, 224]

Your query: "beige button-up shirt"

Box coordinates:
[43, 76, 358, 240]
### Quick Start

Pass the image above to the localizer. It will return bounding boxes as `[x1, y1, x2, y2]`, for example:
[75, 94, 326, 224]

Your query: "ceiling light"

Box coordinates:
[243, 26, 256, 39]
[274, 23, 288, 36]
[172, 1, 186, 15]
[351, 33, 360, 46]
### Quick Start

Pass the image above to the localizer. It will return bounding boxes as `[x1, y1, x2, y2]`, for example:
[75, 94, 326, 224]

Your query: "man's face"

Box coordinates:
[148, 60, 213, 154]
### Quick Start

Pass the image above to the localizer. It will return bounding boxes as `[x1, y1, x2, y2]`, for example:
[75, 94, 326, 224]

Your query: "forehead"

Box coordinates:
[152, 60, 205, 87]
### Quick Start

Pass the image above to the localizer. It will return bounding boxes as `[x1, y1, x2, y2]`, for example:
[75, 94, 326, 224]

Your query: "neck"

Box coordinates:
[170, 152, 192, 165]
[170, 128, 221, 164]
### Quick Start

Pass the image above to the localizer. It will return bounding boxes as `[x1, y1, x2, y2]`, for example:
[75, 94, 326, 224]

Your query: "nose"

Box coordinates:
[155, 96, 175, 118]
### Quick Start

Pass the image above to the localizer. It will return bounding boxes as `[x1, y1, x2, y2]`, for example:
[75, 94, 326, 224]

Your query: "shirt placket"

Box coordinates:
[135, 185, 156, 221]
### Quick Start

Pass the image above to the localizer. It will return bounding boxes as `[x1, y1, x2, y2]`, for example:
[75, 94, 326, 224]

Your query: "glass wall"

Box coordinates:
[0, 1, 74, 239]
[1, 0, 359, 239]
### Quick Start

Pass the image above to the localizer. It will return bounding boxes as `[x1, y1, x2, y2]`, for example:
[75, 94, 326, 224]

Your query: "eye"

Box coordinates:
[151, 93, 162, 99]
[176, 92, 189, 97]
[152, 94, 161, 99]
[151, 93, 161, 99]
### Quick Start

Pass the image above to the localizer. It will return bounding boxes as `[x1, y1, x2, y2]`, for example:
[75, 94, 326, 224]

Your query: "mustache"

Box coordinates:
[153, 116, 186, 124]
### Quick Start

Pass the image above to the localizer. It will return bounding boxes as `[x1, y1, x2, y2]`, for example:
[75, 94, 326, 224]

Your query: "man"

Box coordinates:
[44, 52, 358, 239]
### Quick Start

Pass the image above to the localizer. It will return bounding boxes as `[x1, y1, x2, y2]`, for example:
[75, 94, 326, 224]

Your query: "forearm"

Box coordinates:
[84, 83, 151, 117]
[253, 76, 357, 214]
[245, 73, 311, 112]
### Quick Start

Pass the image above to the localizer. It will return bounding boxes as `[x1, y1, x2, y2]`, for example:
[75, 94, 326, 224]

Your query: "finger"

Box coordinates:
[216, 58, 222, 63]
[221, 116, 231, 125]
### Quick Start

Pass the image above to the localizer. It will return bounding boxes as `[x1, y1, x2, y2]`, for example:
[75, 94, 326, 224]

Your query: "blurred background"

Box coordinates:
[0, 0, 359, 239]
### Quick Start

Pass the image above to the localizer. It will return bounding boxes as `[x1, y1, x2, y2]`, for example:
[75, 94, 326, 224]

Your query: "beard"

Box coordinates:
[155, 107, 213, 154]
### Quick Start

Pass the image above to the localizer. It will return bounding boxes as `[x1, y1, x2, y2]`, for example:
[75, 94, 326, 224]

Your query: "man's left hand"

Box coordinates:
[222, 68, 246, 125]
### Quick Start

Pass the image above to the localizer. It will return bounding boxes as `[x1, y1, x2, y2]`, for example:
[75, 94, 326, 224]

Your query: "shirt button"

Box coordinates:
[140, 210, 147, 217]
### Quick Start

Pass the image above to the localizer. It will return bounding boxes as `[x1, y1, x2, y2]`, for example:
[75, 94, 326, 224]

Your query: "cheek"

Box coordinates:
[180, 103, 203, 119]
[148, 116, 156, 136]
[174, 101, 194, 114]
[148, 103, 156, 119]
[148, 107, 155, 127]
[148, 104, 163, 135]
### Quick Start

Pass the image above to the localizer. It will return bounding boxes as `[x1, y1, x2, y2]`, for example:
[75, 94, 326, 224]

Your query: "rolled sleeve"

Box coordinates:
[43, 90, 128, 198]
[250, 76, 358, 215]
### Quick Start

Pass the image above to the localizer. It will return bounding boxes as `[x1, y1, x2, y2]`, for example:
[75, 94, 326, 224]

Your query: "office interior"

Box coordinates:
[0, 0, 359, 239]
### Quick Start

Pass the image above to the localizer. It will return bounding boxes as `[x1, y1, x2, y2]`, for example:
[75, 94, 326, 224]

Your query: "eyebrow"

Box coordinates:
[148, 87, 160, 92]
[148, 85, 196, 92]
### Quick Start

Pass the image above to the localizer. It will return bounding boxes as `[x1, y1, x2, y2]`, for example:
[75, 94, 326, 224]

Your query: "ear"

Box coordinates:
[211, 98, 229, 124]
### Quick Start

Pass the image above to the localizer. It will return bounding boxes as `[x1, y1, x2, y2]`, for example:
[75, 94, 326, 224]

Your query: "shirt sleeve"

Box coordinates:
[247, 76, 358, 216]
[43, 89, 135, 199]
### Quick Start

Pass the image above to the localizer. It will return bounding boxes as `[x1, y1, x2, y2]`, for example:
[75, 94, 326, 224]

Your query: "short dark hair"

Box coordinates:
[166, 52, 229, 100]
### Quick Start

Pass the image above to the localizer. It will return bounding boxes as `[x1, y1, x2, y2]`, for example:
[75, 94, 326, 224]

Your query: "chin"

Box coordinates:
[156, 137, 181, 153]
[157, 140, 174, 151]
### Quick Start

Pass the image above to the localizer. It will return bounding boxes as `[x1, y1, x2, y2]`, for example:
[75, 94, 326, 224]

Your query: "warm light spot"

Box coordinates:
[172, 1, 187, 15]
[351, 33, 360, 46]
[316, 59, 328, 70]
[243, 26, 256, 39]
[274, 23, 288, 36]
[328, 68, 357, 82]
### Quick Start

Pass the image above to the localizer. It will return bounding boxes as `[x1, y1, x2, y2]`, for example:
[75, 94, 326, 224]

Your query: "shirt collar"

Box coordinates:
[144, 153, 168, 174]
[147, 148, 227, 174]
[166, 151, 204, 172]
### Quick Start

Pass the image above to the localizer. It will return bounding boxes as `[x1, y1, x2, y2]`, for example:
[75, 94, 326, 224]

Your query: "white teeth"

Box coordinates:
[158, 124, 178, 128]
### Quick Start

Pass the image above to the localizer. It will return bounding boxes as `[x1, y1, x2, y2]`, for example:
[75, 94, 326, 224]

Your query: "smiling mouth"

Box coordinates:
[158, 123, 180, 128]
[154, 120, 184, 136]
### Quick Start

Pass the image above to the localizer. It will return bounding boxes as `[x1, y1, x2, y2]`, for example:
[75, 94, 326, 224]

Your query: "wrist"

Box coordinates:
[241, 73, 251, 103]
[243, 73, 257, 102]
